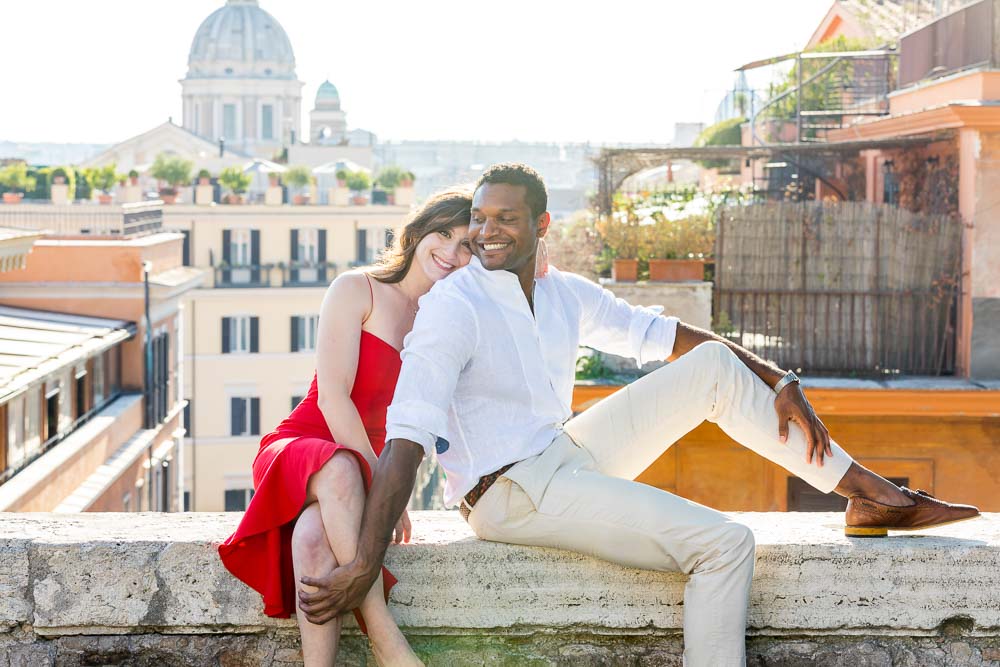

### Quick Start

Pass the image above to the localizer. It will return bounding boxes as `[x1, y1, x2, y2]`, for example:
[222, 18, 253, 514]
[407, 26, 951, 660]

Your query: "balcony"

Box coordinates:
[0, 201, 163, 238]
[899, 0, 992, 88]
[211, 262, 336, 289]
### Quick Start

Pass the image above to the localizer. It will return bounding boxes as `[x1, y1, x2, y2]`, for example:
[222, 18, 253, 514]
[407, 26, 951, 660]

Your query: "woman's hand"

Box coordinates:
[393, 509, 412, 544]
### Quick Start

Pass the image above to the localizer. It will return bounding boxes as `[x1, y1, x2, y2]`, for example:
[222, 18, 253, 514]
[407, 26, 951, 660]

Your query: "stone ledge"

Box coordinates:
[0, 512, 997, 641]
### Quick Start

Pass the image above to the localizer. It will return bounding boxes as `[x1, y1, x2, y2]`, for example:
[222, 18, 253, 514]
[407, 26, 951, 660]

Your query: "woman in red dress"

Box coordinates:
[219, 188, 473, 666]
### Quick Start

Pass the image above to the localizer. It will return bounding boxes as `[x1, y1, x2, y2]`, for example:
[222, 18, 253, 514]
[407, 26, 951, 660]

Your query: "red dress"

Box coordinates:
[218, 330, 401, 629]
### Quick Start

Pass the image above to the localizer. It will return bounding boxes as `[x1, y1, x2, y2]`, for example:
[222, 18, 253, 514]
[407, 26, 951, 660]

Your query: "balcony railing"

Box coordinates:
[0, 201, 164, 238]
[899, 0, 992, 87]
[212, 262, 337, 288]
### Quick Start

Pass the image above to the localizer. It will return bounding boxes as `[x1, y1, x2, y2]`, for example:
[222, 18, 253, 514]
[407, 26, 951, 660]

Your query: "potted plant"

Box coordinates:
[334, 168, 348, 188]
[400, 170, 415, 188]
[219, 166, 251, 204]
[197, 169, 212, 186]
[596, 200, 646, 282]
[150, 153, 193, 204]
[375, 165, 404, 192]
[86, 164, 119, 205]
[647, 212, 714, 282]
[0, 163, 36, 204]
[344, 170, 371, 205]
[283, 165, 314, 205]
[51, 167, 68, 185]
[128, 169, 139, 186]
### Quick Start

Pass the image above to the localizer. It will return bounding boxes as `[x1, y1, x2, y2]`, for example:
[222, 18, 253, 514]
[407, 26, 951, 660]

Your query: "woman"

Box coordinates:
[219, 188, 474, 666]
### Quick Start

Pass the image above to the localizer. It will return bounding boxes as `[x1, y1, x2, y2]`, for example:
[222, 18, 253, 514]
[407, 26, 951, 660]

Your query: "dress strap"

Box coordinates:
[361, 273, 375, 325]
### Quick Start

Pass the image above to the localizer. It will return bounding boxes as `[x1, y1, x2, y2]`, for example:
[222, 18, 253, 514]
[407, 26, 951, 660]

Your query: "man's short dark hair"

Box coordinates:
[474, 163, 548, 219]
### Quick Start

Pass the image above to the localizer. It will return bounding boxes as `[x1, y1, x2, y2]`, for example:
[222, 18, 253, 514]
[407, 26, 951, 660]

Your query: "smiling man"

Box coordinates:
[298, 163, 979, 666]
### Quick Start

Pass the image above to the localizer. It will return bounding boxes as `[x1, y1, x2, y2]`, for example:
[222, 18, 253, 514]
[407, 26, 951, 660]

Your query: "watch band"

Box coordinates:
[773, 370, 800, 395]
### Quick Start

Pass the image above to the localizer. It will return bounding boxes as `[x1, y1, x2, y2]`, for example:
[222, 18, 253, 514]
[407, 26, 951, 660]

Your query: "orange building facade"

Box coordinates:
[0, 203, 202, 512]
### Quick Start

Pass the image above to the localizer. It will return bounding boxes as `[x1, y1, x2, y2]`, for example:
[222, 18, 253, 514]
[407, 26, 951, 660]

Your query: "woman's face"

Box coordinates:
[413, 224, 472, 282]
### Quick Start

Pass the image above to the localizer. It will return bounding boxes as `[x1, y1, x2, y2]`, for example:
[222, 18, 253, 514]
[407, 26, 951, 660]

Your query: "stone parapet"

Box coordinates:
[0, 512, 998, 665]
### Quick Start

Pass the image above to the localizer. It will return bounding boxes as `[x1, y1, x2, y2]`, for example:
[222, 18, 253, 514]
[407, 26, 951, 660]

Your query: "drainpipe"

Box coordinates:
[143, 260, 153, 429]
[143, 260, 153, 511]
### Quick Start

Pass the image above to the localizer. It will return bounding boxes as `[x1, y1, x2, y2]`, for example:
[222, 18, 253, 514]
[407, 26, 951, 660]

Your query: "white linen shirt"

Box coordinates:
[384, 256, 679, 507]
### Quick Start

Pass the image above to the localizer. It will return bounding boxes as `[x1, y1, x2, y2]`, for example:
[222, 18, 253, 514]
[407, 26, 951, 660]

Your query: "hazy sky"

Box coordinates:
[0, 0, 834, 145]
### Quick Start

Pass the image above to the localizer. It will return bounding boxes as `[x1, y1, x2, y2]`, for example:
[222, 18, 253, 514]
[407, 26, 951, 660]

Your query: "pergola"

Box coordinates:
[593, 135, 944, 214]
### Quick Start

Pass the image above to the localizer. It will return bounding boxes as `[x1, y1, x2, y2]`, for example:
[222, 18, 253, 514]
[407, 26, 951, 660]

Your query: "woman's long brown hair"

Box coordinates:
[370, 186, 473, 284]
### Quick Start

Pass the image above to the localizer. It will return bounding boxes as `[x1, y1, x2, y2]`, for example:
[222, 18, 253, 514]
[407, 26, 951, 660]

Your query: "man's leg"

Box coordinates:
[564, 340, 851, 493]
[469, 438, 754, 667]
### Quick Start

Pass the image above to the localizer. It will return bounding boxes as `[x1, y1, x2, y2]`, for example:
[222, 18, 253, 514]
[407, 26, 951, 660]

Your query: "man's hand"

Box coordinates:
[775, 383, 833, 466]
[298, 560, 378, 625]
[394, 509, 412, 544]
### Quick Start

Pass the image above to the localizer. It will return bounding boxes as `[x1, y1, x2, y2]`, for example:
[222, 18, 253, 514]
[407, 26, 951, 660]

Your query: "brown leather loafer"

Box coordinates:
[845, 487, 980, 537]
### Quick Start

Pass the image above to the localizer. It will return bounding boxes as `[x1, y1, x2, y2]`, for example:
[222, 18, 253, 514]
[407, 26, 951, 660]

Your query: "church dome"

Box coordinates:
[315, 80, 341, 108]
[187, 0, 296, 79]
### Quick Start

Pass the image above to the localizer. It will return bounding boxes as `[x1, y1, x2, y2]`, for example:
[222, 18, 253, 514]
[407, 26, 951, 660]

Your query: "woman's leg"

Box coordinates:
[305, 450, 422, 666]
[292, 502, 341, 666]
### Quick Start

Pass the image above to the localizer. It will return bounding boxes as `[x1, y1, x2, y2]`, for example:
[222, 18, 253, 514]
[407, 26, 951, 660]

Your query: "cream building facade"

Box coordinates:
[166, 204, 409, 511]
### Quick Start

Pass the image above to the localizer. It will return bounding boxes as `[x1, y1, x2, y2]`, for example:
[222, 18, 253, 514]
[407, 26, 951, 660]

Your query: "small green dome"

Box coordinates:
[316, 80, 340, 101]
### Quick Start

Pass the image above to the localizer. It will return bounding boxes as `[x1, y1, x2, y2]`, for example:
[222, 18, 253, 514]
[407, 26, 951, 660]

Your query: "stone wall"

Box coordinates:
[597, 280, 713, 375]
[0, 512, 998, 666]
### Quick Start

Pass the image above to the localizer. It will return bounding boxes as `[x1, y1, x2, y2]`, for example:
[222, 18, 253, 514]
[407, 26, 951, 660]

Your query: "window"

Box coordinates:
[291, 395, 304, 411]
[75, 365, 87, 420]
[290, 229, 326, 284]
[262, 104, 274, 140]
[223, 103, 237, 140]
[45, 380, 61, 444]
[230, 228, 251, 265]
[222, 228, 259, 284]
[123, 492, 131, 513]
[229, 396, 260, 436]
[221, 316, 258, 354]
[291, 315, 319, 352]
[224, 488, 255, 511]
[183, 490, 191, 512]
[183, 403, 192, 437]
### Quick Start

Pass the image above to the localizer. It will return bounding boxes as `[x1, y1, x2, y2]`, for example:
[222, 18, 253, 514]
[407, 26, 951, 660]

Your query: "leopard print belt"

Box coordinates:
[458, 462, 516, 521]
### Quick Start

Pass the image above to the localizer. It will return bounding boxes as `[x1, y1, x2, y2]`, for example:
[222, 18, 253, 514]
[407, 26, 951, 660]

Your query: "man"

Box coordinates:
[299, 163, 979, 665]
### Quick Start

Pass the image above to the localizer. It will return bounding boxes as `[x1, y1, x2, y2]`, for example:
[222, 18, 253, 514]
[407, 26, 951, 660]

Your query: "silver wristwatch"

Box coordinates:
[773, 370, 800, 395]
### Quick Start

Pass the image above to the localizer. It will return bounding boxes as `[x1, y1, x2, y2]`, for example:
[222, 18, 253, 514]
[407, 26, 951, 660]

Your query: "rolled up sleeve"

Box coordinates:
[385, 290, 477, 457]
[567, 272, 679, 366]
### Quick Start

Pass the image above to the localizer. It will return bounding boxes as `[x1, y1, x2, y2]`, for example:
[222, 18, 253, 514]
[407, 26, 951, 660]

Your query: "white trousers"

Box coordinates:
[467, 341, 854, 667]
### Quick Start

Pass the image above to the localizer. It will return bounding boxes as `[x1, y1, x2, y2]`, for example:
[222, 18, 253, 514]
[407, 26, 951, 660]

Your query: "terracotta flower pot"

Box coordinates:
[130, 177, 139, 186]
[2, 192, 23, 204]
[225, 194, 244, 205]
[292, 194, 308, 205]
[612, 258, 639, 282]
[199, 177, 211, 186]
[351, 195, 367, 206]
[98, 193, 113, 205]
[52, 176, 66, 185]
[648, 258, 704, 282]
[160, 190, 178, 205]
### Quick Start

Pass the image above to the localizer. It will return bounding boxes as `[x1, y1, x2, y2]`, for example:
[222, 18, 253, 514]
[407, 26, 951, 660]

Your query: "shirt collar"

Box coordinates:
[468, 255, 536, 309]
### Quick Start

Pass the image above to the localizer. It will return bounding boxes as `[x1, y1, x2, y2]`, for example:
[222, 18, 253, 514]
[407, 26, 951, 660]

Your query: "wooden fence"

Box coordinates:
[713, 202, 961, 375]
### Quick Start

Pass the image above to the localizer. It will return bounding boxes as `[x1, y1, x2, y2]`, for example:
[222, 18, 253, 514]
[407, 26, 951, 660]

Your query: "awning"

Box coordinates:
[0, 306, 135, 403]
